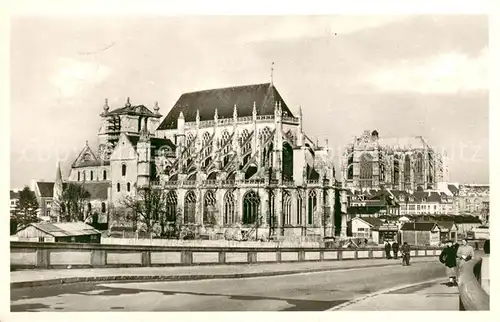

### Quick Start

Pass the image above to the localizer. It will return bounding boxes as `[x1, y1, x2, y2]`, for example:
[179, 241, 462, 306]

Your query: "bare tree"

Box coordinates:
[120, 186, 168, 237]
[58, 182, 91, 222]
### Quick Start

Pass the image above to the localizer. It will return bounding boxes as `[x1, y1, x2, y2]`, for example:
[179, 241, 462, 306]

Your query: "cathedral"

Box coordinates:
[341, 130, 446, 192]
[65, 83, 346, 240]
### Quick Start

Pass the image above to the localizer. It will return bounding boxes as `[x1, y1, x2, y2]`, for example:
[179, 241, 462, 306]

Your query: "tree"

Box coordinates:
[12, 186, 39, 229]
[120, 186, 168, 237]
[58, 182, 91, 222]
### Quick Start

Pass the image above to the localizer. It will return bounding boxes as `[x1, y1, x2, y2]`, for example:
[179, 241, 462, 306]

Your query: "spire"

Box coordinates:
[196, 109, 200, 124]
[85, 140, 89, 146]
[154, 101, 160, 114]
[178, 111, 184, 120]
[278, 101, 282, 113]
[271, 62, 275, 86]
[103, 98, 109, 113]
[126, 97, 131, 108]
[55, 161, 62, 183]
[252, 101, 257, 119]
[233, 104, 238, 120]
[299, 105, 302, 117]
[214, 108, 218, 122]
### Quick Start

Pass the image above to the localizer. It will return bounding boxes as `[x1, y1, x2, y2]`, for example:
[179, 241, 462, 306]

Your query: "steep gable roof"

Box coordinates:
[28, 222, 101, 237]
[72, 143, 100, 168]
[158, 83, 295, 130]
[106, 104, 160, 118]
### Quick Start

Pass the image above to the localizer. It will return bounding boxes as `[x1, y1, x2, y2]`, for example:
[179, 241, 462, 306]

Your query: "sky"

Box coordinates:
[10, 15, 489, 188]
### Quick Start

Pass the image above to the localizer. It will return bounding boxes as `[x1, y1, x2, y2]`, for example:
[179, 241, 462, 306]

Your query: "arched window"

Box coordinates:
[347, 153, 354, 180]
[359, 153, 373, 188]
[184, 190, 196, 224]
[393, 155, 400, 185]
[117, 183, 120, 192]
[103, 170, 107, 180]
[165, 191, 177, 221]
[101, 202, 106, 213]
[282, 142, 293, 181]
[404, 154, 411, 183]
[297, 194, 303, 225]
[127, 182, 131, 192]
[203, 190, 217, 225]
[242, 190, 260, 224]
[90, 171, 94, 181]
[283, 191, 292, 225]
[308, 190, 317, 225]
[224, 190, 235, 225]
[78, 171, 80, 181]
[415, 153, 424, 184]
[122, 164, 127, 176]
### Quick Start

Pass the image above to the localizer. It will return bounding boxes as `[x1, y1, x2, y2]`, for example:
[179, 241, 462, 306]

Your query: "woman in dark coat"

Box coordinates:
[439, 240, 459, 286]
[392, 241, 399, 259]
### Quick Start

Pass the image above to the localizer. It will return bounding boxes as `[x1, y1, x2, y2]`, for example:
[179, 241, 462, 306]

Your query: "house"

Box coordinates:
[10, 190, 20, 216]
[14, 222, 101, 243]
[436, 221, 458, 243]
[372, 222, 400, 244]
[400, 222, 441, 246]
[347, 216, 384, 241]
[31, 181, 59, 221]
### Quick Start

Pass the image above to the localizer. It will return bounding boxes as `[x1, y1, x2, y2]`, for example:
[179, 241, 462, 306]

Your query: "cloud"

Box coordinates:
[50, 58, 111, 97]
[364, 47, 488, 94]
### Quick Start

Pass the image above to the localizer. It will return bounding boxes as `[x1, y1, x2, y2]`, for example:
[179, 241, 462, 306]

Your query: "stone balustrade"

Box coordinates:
[10, 241, 441, 270]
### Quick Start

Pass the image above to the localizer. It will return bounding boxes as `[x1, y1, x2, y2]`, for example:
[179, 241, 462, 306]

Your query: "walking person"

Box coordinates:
[439, 240, 459, 286]
[456, 238, 474, 281]
[392, 240, 399, 260]
[384, 241, 392, 259]
[401, 242, 411, 266]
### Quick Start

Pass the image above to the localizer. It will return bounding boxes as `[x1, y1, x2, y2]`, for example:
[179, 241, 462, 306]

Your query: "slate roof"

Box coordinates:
[106, 104, 159, 118]
[355, 216, 384, 228]
[448, 184, 459, 195]
[36, 182, 108, 199]
[401, 222, 438, 231]
[158, 83, 295, 130]
[28, 222, 101, 237]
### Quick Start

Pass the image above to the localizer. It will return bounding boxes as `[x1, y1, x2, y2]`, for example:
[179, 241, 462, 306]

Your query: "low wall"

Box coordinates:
[458, 257, 490, 311]
[100, 237, 323, 248]
[10, 241, 441, 270]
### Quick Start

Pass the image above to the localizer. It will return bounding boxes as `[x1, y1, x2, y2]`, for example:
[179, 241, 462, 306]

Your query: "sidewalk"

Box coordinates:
[11, 257, 436, 289]
[334, 278, 459, 310]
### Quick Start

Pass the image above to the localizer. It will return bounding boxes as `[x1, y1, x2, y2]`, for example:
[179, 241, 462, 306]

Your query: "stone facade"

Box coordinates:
[66, 83, 347, 240]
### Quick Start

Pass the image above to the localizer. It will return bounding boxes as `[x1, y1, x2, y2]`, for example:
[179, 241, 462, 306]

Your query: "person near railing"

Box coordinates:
[392, 240, 399, 260]
[456, 238, 474, 282]
[384, 241, 392, 259]
[439, 239, 459, 286]
[401, 242, 411, 266]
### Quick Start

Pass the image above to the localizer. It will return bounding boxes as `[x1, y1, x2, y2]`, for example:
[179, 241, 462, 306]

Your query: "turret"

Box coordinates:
[137, 121, 151, 190]
[297, 105, 304, 146]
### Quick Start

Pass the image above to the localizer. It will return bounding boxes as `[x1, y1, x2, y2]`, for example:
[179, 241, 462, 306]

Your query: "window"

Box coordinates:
[122, 164, 127, 176]
[103, 170, 107, 180]
[224, 190, 235, 225]
[359, 153, 373, 188]
[117, 183, 120, 192]
[308, 190, 317, 225]
[243, 190, 260, 224]
[90, 171, 94, 181]
[357, 227, 366, 231]
[127, 182, 131, 192]
[101, 202, 106, 213]
[78, 171, 80, 181]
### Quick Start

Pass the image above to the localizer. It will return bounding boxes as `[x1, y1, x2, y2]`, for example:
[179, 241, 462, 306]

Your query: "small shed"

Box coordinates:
[437, 221, 458, 243]
[400, 222, 441, 246]
[15, 222, 101, 243]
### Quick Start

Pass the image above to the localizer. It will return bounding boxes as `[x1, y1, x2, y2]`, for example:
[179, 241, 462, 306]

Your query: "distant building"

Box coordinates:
[10, 190, 20, 216]
[436, 221, 458, 243]
[14, 222, 101, 243]
[348, 216, 383, 240]
[456, 184, 489, 219]
[341, 130, 445, 192]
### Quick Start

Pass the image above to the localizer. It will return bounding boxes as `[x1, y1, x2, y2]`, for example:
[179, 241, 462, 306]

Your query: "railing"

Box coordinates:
[10, 241, 441, 270]
[458, 257, 489, 311]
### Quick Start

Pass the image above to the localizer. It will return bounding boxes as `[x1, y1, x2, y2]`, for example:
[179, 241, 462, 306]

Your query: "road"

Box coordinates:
[11, 260, 446, 311]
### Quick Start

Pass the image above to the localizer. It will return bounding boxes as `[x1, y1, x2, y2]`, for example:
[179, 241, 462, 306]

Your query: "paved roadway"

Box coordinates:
[11, 260, 447, 311]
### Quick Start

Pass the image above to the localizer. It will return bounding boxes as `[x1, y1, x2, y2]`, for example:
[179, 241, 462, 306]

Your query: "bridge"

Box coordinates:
[9, 241, 489, 311]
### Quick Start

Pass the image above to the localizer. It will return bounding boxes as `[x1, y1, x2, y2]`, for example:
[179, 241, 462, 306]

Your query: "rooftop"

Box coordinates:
[27, 222, 101, 237]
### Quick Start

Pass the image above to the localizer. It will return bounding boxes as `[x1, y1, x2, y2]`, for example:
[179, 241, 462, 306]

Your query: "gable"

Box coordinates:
[110, 134, 138, 161]
[72, 144, 99, 168]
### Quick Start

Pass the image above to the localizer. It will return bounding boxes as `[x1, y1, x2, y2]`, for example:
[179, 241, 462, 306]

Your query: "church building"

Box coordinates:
[64, 82, 346, 240]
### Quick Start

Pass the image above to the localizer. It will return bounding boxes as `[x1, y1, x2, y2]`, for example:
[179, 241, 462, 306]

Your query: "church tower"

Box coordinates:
[137, 118, 151, 190]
